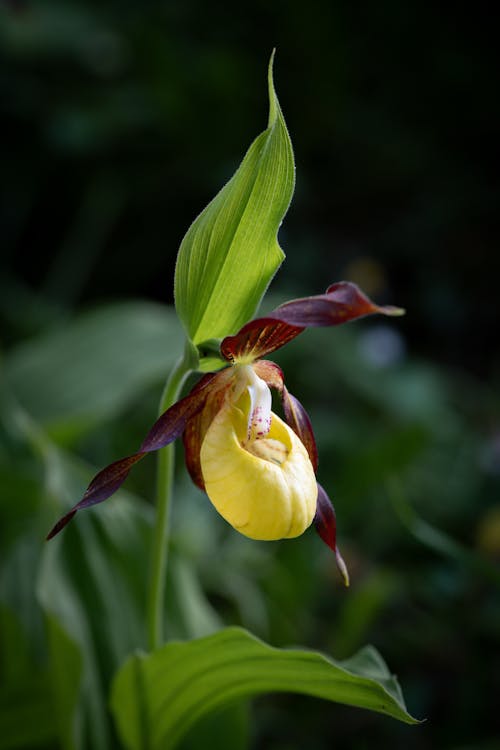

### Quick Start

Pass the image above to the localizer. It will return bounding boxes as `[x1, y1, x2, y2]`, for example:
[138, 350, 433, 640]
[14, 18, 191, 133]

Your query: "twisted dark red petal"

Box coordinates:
[274, 281, 403, 327]
[46, 454, 143, 539]
[314, 483, 349, 586]
[220, 281, 404, 362]
[46, 375, 217, 540]
[282, 387, 318, 472]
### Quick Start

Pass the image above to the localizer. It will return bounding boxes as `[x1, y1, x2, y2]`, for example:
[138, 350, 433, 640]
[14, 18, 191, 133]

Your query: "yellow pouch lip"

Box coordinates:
[200, 402, 317, 541]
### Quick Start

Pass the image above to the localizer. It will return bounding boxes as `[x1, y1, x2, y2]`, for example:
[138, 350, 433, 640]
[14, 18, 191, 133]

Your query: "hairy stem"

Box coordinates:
[147, 353, 193, 650]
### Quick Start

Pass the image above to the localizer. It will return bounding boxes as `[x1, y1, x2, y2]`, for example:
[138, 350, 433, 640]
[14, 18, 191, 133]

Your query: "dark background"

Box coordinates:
[1, 2, 499, 749]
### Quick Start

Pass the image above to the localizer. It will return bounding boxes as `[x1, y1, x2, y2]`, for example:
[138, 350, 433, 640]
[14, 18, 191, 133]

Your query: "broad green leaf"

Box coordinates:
[174, 53, 295, 346]
[111, 626, 418, 750]
[177, 702, 249, 750]
[3, 302, 184, 442]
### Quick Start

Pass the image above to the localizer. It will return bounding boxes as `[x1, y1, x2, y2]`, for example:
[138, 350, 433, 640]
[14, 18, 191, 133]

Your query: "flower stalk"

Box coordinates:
[147, 351, 193, 651]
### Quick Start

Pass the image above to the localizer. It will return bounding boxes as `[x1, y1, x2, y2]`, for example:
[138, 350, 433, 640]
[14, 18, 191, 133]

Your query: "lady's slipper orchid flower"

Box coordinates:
[47, 282, 403, 584]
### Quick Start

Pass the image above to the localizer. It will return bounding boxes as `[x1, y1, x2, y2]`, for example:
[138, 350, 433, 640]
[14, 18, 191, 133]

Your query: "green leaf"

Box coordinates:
[3, 389, 156, 749]
[110, 627, 418, 750]
[170, 558, 222, 639]
[3, 302, 184, 442]
[36, 496, 155, 750]
[177, 702, 249, 750]
[174, 52, 295, 346]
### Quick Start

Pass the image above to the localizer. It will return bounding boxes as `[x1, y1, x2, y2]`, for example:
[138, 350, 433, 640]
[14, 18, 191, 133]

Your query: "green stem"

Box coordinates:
[147, 352, 193, 651]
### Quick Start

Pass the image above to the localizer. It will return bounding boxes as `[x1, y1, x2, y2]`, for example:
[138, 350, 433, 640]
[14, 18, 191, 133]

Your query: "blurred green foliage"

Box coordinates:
[1, 1, 499, 749]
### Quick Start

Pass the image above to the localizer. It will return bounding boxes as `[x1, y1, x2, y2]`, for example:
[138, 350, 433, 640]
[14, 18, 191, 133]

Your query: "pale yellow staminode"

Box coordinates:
[200, 372, 317, 540]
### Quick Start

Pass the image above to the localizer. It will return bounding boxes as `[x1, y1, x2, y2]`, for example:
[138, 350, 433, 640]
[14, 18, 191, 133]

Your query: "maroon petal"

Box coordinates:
[314, 483, 349, 586]
[182, 411, 206, 490]
[220, 317, 302, 363]
[140, 372, 218, 452]
[282, 387, 318, 472]
[47, 374, 217, 540]
[220, 281, 404, 362]
[273, 281, 404, 328]
[182, 369, 233, 491]
[46, 454, 144, 539]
